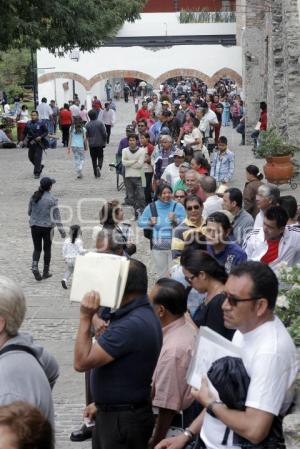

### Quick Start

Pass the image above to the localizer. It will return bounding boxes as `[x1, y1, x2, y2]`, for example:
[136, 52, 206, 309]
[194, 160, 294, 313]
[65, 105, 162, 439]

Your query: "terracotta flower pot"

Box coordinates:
[263, 155, 294, 183]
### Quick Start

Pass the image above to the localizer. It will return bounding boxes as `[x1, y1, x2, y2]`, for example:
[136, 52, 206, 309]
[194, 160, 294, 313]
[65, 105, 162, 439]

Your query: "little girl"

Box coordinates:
[61, 225, 85, 289]
[68, 117, 87, 178]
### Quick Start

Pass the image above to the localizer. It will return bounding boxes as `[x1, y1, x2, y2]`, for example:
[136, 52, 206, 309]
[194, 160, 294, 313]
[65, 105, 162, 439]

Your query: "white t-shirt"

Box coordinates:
[70, 104, 80, 117]
[183, 128, 203, 151]
[161, 163, 180, 188]
[202, 195, 223, 221]
[254, 210, 264, 228]
[36, 102, 53, 120]
[200, 317, 298, 449]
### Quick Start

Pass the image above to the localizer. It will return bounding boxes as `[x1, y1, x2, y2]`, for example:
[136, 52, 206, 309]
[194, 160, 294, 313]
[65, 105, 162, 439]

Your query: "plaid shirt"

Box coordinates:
[210, 149, 235, 182]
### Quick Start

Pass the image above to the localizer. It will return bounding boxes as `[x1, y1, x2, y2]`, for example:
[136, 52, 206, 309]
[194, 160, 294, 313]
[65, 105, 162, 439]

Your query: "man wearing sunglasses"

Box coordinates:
[156, 261, 298, 449]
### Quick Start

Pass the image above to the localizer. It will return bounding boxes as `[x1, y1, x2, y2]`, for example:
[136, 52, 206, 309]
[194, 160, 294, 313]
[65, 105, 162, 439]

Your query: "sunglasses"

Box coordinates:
[184, 274, 197, 284]
[175, 195, 185, 199]
[223, 292, 262, 307]
[186, 205, 200, 211]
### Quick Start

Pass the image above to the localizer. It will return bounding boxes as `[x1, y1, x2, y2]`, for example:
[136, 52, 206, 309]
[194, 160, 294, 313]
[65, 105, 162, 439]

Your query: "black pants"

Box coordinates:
[31, 226, 53, 265]
[144, 172, 153, 204]
[92, 405, 154, 449]
[105, 125, 111, 144]
[61, 124, 71, 146]
[90, 146, 104, 176]
[28, 144, 43, 176]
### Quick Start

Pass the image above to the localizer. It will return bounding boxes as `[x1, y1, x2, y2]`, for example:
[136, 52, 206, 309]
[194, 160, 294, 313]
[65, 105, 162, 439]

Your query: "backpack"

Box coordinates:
[0, 344, 42, 367]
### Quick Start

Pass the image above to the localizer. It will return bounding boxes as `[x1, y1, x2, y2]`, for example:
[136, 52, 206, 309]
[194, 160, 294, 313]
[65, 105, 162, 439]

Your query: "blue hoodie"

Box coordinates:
[138, 199, 186, 250]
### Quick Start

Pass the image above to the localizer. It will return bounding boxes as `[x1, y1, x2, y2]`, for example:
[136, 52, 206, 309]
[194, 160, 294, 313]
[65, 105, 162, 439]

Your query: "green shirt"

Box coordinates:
[173, 179, 188, 192]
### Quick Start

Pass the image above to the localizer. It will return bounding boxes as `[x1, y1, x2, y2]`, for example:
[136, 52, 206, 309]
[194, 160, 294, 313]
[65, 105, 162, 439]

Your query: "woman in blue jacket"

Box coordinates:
[138, 182, 186, 277]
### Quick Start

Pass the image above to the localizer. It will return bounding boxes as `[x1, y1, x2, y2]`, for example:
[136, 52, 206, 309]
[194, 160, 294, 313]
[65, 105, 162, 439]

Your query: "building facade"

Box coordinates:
[144, 0, 236, 12]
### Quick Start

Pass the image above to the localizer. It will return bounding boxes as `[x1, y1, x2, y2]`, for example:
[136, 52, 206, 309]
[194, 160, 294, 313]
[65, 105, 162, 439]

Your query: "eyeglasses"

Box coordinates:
[186, 205, 200, 211]
[184, 274, 197, 284]
[223, 292, 262, 307]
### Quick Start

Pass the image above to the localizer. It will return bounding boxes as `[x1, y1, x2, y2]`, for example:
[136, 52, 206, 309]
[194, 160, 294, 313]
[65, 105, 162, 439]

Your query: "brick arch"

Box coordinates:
[210, 68, 242, 87]
[38, 70, 155, 91]
[154, 69, 210, 89]
[38, 72, 90, 90]
[154, 69, 211, 89]
[89, 70, 155, 89]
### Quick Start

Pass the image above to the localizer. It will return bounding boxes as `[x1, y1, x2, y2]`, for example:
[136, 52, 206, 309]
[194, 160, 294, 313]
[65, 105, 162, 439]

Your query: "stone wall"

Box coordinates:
[241, 0, 300, 145]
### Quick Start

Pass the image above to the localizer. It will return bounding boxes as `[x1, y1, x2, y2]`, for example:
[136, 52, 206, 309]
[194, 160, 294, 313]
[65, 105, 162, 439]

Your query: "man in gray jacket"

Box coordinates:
[85, 110, 107, 178]
[0, 276, 59, 429]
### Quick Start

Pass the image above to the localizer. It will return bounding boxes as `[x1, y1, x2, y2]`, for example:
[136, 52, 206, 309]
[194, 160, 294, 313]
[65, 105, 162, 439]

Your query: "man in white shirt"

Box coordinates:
[36, 97, 53, 131]
[244, 205, 300, 271]
[156, 261, 298, 449]
[201, 176, 223, 221]
[69, 101, 80, 117]
[161, 149, 185, 188]
[254, 184, 280, 228]
[102, 102, 116, 144]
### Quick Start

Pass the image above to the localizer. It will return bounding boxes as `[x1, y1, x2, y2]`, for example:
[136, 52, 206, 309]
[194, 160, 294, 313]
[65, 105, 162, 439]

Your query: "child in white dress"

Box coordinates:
[61, 225, 85, 289]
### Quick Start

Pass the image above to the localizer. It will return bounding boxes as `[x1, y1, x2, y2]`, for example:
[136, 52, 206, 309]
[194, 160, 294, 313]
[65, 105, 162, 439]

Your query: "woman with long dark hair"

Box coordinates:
[28, 177, 66, 281]
[181, 248, 234, 340]
[243, 164, 264, 218]
[92, 200, 136, 257]
[138, 182, 186, 277]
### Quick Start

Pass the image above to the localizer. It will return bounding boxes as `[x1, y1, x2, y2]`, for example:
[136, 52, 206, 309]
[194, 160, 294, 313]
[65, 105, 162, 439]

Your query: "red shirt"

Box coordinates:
[59, 109, 72, 125]
[136, 108, 150, 122]
[260, 111, 267, 131]
[261, 239, 280, 264]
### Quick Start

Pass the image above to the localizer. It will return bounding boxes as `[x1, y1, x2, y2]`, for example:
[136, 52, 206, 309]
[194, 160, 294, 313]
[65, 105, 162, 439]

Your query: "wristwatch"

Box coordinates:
[183, 428, 195, 442]
[207, 400, 220, 418]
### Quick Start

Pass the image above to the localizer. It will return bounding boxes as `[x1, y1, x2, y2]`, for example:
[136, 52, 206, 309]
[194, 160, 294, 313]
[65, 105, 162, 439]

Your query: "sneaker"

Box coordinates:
[77, 171, 83, 179]
[61, 280, 68, 289]
[96, 167, 101, 178]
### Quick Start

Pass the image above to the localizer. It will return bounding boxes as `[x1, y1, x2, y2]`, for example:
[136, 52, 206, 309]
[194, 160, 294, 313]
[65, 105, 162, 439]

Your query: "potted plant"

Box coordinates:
[255, 128, 300, 184]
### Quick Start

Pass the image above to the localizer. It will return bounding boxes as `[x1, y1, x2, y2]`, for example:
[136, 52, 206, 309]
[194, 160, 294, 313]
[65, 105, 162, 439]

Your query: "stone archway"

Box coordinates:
[38, 71, 90, 90]
[153, 68, 211, 89]
[88, 70, 155, 90]
[210, 68, 243, 87]
[38, 70, 155, 91]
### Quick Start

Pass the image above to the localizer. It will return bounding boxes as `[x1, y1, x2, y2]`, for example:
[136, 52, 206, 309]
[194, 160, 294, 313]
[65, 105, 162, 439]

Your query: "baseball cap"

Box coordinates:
[174, 99, 180, 105]
[126, 125, 135, 132]
[161, 100, 171, 106]
[174, 149, 185, 158]
[40, 177, 56, 190]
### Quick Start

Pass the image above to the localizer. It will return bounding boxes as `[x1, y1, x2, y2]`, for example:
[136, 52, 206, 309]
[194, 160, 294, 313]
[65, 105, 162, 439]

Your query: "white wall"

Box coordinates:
[117, 12, 236, 37]
[37, 44, 242, 106]
[38, 45, 242, 81]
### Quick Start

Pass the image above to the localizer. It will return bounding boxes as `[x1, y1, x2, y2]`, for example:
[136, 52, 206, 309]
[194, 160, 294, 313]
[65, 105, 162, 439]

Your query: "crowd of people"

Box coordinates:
[0, 78, 299, 449]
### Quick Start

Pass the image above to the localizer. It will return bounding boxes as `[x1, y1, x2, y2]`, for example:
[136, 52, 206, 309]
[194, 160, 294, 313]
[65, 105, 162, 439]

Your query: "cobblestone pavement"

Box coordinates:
[0, 100, 299, 449]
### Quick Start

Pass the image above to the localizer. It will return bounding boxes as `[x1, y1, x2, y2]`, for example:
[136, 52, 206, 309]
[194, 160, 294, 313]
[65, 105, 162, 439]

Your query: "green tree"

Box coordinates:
[0, 49, 31, 100]
[0, 0, 146, 52]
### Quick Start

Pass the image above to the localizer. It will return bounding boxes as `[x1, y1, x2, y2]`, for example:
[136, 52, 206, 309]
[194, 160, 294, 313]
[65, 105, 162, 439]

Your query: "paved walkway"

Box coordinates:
[0, 100, 299, 449]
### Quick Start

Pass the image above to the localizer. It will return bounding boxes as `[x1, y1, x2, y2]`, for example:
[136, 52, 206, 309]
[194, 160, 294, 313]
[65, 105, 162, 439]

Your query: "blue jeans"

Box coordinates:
[72, 146, 85, 174]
